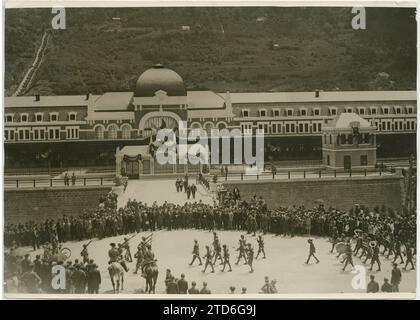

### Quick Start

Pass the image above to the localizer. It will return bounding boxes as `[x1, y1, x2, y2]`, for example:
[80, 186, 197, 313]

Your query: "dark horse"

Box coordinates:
[143, 261, 159, 294]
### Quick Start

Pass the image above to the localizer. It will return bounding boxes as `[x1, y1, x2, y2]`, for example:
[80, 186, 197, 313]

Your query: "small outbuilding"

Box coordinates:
[322, 113, 377, 171]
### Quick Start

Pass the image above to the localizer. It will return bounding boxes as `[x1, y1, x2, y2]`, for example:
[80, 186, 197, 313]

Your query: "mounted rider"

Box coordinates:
[140, 244, 156, 278]
[108, 243, 128, 272]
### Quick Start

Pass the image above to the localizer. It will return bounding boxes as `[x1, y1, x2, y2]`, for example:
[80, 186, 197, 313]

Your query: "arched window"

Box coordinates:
[108, 124, 118, 139]
[95, 125, 104, 139]
[121, 124, 132, 139]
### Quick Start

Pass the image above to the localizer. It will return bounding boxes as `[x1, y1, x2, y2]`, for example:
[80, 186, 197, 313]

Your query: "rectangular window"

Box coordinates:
[371, 108, 377, 115]
[313, 109, 320, 116]
[48, 128, 60, 140]
[66, 127, 79, 140]
[300, 109, 307, 116]
[4, 129, 15, 141]
[330, 109, 337, 116]
[299, 123, 304, 133]
[287, 109, 293, 116]
[20, 114, 28, 122]
[259, 110, 266, 117]
[358, 108, 365, 115]
[360, 155, 368, 166]
[5, 115, 13, 122]
[18, 128, 31, 140]
[273, 110, 280, 117]
[242, 110, 249, 117]
[69, 113, 77, 121]
[407, 107, 413, 114]
[272, 124, 277, 133]
[363, 134, 369, 144]
[383, 108, 389, 115]
[35, 114, 43, 122]
[285, 124, 290, 133]
[33, 128, 45, 140]
[50, 113, 58, 121]
[290, 123, 295, 133]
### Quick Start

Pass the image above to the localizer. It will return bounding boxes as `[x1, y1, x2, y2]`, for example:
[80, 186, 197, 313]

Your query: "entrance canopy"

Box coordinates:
[119, 145, 149, 157]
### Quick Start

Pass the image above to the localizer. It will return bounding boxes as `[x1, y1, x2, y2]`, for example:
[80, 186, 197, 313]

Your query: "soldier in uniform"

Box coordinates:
[403, 245, 415, 270]
[212, 236, 223, 265]
[121, 237, 132, 262]
[133, 246, 144, 274]
[369, 243, 381, 272]
[305, 239, 320, 264]
[342, 240, 354, 271]
[108, 243, 128, 272]
[221, 244, 232, 272]
[202, 245, 215, 273]
[189, 240, 202, 266]
[392, 240, 405, 265]
[80, 244, 89, 264]
[235, 235, 248, 265]
[246, 243, 254, 273]
[256, 235, 266, 259]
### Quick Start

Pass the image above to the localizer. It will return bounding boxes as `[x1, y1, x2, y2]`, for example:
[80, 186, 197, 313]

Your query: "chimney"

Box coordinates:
[86, 92, 90, 100]
[35, 94, 40, 101]
[315, 90, 320, 98]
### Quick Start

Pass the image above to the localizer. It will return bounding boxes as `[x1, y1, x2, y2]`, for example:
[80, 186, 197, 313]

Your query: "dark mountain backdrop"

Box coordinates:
[5, 7, 416, 96]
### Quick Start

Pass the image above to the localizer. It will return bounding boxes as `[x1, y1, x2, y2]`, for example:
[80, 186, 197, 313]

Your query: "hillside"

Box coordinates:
[4, 7, 416, 96]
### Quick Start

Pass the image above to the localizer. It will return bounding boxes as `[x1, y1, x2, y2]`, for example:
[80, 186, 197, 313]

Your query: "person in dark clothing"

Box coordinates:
[391, 263, 402, 292]
[381, 278, 393, 292]
[87, 264, 101, 294]
[177, 274, 188, 294]
[367, 275, 379, 293]
[305, 239, 320, 264]
[188, 281, 199, 294]
[166, 278, 179, 294]
[191, 184, 197, 199]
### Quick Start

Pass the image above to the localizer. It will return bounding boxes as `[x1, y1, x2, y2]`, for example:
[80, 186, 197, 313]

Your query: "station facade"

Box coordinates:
[4, 64, 417, 172]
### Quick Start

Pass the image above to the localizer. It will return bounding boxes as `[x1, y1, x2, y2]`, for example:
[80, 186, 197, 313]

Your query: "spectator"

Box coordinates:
[391, 263, 402, 292]
[367, 275, 379, 293]
[381, 278, 392, 292]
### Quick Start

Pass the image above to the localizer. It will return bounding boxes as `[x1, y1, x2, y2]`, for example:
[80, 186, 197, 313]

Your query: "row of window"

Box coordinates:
[94, 125, 131, 139]
[4, 127, 79, 141]
[370, 120, 416, 131]
[241, 105, 415, 118]
[5, 112, 78, 123]
[324, 133, 371, 145]
[241, 122, 323, 134]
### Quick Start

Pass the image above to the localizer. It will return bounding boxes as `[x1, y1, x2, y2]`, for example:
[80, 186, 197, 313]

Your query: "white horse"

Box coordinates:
[108, 262, 124, 293]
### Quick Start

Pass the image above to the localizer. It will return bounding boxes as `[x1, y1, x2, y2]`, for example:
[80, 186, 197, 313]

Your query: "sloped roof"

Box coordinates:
[219, 91, 416, 104]
[326, 112, 372, 129]
[94, 92, 133, 111]
[5, 95, 95, 108]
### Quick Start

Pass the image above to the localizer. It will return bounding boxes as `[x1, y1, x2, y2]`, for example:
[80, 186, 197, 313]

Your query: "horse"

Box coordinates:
[108, 262, 124, 293]
[144, 261, 159, 294]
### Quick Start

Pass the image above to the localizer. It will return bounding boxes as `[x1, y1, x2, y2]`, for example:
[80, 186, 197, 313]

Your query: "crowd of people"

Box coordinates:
[4, 179, 416, 294]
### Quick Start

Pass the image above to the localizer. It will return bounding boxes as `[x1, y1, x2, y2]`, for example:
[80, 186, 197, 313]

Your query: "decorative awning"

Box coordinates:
[123, 154, 142, 162]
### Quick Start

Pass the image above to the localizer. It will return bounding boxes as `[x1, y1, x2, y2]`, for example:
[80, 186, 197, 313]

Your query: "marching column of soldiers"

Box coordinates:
[189, 232, 263, 274]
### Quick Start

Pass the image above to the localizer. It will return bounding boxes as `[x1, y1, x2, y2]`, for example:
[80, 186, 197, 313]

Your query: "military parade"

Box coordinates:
[3, 176, 416, 294]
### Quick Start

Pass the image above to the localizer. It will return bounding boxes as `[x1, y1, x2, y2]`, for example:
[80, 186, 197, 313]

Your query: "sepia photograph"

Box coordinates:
[1, 1, 417, 298]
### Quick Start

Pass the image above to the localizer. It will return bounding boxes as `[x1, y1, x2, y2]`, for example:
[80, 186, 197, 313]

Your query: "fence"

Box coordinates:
[215, 167, 395, 183]
[4, 176, 116, 189]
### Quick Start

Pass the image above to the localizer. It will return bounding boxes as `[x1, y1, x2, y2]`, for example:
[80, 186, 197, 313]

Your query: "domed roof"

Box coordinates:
[134, 64, 187, 97]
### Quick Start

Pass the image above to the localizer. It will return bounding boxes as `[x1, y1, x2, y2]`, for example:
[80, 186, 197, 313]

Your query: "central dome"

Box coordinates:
[134, 64, 187, 97]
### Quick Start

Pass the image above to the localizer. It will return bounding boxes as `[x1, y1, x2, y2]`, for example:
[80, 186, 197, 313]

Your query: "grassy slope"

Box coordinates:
[5, 7, 416, 96]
